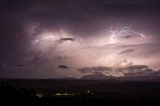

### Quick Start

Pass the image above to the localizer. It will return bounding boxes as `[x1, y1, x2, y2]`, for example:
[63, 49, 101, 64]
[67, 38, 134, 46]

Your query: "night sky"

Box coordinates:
[0, 0, 160, 78]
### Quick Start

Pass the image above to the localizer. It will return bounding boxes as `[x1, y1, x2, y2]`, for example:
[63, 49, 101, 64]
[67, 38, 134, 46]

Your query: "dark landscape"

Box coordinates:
[1, 79, 160, 105]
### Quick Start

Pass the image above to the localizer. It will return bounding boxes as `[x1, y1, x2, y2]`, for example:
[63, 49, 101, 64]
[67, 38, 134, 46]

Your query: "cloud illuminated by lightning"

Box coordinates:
[109, 27, 145, 44]
[32, 30, 80, 52]
[33, 32, 59, 44]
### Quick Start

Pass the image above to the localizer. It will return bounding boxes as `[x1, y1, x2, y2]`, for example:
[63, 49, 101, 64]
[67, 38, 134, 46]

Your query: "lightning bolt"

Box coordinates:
[109, 27, 145, 44]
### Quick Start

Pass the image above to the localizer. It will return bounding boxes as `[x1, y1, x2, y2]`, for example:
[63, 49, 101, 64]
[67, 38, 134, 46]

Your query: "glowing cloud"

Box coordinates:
[34, 35, 57, 44]
[109, 27, 145, 44]
[32, 30, 77, 51]
[33, 32, 60, 45]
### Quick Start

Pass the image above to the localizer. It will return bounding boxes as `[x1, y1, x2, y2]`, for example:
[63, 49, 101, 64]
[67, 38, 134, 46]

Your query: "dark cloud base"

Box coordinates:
[79, 65, 160, 77]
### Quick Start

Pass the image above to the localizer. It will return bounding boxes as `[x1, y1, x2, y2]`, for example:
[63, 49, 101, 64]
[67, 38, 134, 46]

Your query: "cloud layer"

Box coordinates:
[0, 0, 160, 78]
[78, 64, 159, 77]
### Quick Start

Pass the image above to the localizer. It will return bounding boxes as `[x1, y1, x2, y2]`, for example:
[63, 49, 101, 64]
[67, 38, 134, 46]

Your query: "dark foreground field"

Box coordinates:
[0, 79, 160, 105]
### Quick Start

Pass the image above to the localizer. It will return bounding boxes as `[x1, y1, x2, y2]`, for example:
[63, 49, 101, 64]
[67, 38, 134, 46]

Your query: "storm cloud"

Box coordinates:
[78, 64, 159, 77]
[0, 0, 160, 78]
